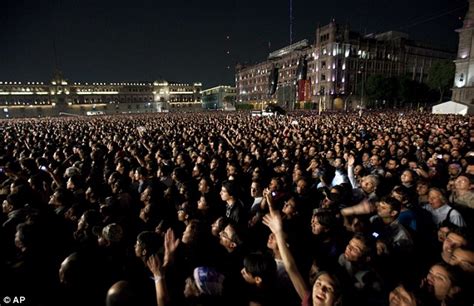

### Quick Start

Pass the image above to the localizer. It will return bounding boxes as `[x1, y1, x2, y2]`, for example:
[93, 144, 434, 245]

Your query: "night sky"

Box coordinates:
[0, 0, 468, 88]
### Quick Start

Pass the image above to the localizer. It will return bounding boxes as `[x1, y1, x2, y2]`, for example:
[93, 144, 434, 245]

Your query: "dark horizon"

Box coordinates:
[0, 0, 467, 88]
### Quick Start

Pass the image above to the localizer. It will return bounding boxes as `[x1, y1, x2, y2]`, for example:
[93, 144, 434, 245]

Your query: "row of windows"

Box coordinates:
[0, 101, 52, 105]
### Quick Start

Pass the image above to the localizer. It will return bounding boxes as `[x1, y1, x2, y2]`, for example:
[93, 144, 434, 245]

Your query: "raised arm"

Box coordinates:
[262, 194, 308, 300]
[146, 254, 169, 306]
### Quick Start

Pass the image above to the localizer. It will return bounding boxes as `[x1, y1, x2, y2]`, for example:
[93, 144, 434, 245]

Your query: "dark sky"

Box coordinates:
[0, 0, 468, 88]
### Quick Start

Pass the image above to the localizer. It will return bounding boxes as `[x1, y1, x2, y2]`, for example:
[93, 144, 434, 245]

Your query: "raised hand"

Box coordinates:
[262, 211, 283, 234]
[146, 253, 163, 277]
[347, 154, 355, 167]
[163, 228, 179, 266]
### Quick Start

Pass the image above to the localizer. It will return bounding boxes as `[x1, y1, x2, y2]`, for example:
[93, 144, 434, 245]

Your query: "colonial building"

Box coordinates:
[236, 21, 455, 110]
[201, 85, 236, 109]
[0, 74, 202, 118]
[452, 0, 474, 105]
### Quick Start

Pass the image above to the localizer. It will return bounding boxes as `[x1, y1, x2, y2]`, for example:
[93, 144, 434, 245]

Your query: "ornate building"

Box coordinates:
[236, 21, 455, 110]
[0, 73, 202, 118]
[452, 0, 474, 105]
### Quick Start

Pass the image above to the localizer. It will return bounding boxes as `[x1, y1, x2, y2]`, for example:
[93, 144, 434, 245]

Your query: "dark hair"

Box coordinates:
[16, 222, 40, 250]
[243, 252, 277, 283]
[431, 262, 466, 289]
[351, 233, 375, 259]
[379, 196, 402, 214]
[313, 271, 343, 301]
[6, 192, 27, 210]
[314, 210, 340, 232]
[68, 175, 84, 189]
[447, 226, 472, 248]
[221, 180, 238, 199]
[54, 187, 75, 206]
[391, 186, 409, 203]
[81, 209, 102, 229]
[136, 231, 161, 255]
[226, 221, 243, 246]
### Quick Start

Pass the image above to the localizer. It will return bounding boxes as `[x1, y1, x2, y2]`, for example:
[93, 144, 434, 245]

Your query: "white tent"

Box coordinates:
[432, 101, 473, 115]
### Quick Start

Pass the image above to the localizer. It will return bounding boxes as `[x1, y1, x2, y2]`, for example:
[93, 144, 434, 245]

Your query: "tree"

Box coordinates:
[427, 60, 455, 103]
[222, 95, 235, 107]
[365, 75, 385, 107]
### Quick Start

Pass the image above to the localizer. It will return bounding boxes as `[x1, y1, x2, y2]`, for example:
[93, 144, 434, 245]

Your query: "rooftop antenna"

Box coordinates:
[289, 0, 293, 44]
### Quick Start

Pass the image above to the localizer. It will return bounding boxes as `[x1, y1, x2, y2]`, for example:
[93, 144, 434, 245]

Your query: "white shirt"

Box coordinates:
[423, 204, 466, 227]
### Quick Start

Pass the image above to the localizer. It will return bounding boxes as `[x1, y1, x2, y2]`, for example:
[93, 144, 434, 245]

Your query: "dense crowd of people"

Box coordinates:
[0, 110, 473, 306]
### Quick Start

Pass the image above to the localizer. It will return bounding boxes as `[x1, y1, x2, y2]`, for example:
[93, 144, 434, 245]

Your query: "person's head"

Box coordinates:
[450, 246, 474, 273]
[198, 176, 212, 194]
[376, 197, 401, 223]
[15, 222, 39, 252]
[184, 267, 225, 298]
[343, 233, 374, 263]
[400, 170, 415, 186]
[220, 181, 238, 203]
[250, 180, 263, 198]
[388, 283, 419, 306]
[442, 227, 469, 262]
[311, 210, 339, 236]
[106, 281, 139, 306]
[211, 217, 228, 237]
[296, 178, 309, 195]
[182, 219, 205, 245]
[77, 209, 102, 232]
[134, 231, 161, 261]
[2, 192, 26, 214]
[177, 202, 195, 223]
[312, 271, 342, 306]
[219, 223, 242, 252]
[448, 163, 462, 177]
[266, 232, 283, 252]
[282, 197, 299, 219]
[85, 185, 101, 204]
[390, 186, 409, 205]
[416, 181, 429, 196]
[197, 194, 213, 211]
[96, 223, 124, 247]
[369, 155, 381, 167]
[437, 222, 457, 243]
[425, 262, 464, 302]
[386, 159, 398, 171]
[454, 174, 472, 192]
[139, 202, 157, 224]
[268, 177, 282, 192]
[360, 175, 379, 194]
[49, 187, 74, 208]
[67, 175, 83, 191]
[139, 186, 153, 204]
[241, 252, 276, 287]
[428, 188, 447, 209]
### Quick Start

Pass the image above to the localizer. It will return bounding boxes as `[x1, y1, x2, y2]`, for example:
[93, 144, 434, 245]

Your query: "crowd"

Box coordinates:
[0, 110, 473, 306]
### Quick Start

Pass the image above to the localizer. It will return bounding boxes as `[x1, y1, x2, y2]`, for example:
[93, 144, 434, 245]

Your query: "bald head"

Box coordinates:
[106, 281, 137, 306]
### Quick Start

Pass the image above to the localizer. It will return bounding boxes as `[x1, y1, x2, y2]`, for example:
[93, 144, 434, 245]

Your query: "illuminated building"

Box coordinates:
[452, 0, 474, 105]
[0, 73, 202, 118]
[201, 86, 236, 109]
[235, 21, 454, 110]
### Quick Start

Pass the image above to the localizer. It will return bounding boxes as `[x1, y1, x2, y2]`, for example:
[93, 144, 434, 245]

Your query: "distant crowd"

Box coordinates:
[0, 110, 473, 306]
